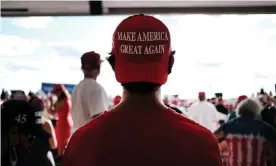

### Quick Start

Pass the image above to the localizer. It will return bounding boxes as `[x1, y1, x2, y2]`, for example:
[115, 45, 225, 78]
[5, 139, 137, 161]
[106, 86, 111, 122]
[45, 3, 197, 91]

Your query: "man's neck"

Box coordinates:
[120, 91, 167, 110]
[84, 76, 97, 80]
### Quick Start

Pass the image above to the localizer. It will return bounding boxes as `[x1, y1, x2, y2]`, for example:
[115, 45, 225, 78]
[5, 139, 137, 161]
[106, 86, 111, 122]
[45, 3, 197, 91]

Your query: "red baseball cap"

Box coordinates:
[172, 99, 178, 106]
[81, 51, 102, 69]
[51, 84, 65, 94]
[113, 95, 121, 105]
[198, 92, 206, 97]
[237, 95, 248, 104]
[111, 14, 172, 84]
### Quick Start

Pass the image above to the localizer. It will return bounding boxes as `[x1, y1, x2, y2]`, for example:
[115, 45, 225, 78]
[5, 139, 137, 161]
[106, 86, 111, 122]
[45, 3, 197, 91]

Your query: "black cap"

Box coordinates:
[1, 100, 51, 142]
[1, 100, 50, 141]
[2, 100, 36, 133]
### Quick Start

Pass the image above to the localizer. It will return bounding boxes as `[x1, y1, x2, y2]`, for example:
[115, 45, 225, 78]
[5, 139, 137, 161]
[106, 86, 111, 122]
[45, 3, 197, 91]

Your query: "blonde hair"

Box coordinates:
[236, 98, 263, 117]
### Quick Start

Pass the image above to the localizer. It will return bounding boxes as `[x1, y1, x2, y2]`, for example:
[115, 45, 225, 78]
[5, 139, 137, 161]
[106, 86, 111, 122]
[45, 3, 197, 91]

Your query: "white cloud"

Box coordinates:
[11, 17, 53, 29]
[0, 35, 82, 93]
[163, 14, 276, 98]
[48, 41, 89, 53]
[263, 28, 276, 37]
[0, 35, 41, 57]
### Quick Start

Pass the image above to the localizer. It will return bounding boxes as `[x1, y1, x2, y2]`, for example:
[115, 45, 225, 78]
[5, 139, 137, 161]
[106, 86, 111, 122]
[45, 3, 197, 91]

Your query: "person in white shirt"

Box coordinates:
[71, 51, 109, 133]
[188, 92, 221, 132]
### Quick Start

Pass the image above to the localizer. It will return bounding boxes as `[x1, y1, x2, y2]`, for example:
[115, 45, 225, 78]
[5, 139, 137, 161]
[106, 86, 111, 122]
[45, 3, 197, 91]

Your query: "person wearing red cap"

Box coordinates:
[62, 14, 222, 166]
[188, 92, 220, 132]
[113, 95, 121, 106]
[226, 95, 248, 122]
[71, 51, 109, 133]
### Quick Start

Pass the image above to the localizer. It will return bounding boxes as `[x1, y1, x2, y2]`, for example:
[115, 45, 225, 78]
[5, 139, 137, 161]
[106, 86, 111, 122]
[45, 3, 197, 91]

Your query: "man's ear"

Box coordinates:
[171, 50, 176, 56]
[106, 53, 115, 70]
[168, 51, 175, 75]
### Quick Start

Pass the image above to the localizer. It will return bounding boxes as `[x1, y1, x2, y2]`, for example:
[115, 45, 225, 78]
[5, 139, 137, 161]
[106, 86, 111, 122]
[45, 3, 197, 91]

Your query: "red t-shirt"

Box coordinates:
[62, 108, 222, 166]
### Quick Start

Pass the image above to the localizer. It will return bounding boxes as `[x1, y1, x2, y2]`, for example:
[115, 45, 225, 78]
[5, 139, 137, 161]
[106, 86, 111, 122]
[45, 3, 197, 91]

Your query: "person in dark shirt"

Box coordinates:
[261, 107, 276, 129]
[1, 100, 55, 166]
[260, 95, 276, 129]
[215, 98, 228, 115]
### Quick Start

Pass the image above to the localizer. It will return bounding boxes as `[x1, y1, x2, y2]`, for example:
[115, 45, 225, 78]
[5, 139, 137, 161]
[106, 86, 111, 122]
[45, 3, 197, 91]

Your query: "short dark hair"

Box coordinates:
[199, 96, 205, 101]
[1, 90, 9, 100]
[107, 51, 175, 95]
[28, 91, 36, 98]
[81, 65, 100, 71]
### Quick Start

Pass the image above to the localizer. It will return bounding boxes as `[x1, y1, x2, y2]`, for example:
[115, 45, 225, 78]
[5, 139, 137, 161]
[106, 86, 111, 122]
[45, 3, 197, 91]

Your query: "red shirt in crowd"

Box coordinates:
[62, 108, 222, 166]
[55, 98, 73, 156]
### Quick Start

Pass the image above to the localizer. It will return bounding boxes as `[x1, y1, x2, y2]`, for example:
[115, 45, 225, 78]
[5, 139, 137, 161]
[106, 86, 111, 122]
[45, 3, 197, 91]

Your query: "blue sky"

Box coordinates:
[0, 14, 276, 98]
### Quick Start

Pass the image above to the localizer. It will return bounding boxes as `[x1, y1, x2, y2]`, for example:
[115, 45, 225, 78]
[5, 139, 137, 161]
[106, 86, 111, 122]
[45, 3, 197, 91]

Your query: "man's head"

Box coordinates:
[211, 98, 216, 104]
[81, 51, 102, 79]
[1, 89, 9, 100]
[218, 98, 224, 105]
[10, 90, 26, 101]
[259, 95, 270, 108]
[27, 91, 36, 102]
[107, 14, 174, 95]
[198, 92, 206, 101]
[236, 98, 263, 117]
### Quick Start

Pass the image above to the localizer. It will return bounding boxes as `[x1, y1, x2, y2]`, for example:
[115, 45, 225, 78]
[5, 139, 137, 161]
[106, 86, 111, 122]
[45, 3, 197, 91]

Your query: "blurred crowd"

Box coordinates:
[1, 87, 275, 166]
[1, 14, 276, 166]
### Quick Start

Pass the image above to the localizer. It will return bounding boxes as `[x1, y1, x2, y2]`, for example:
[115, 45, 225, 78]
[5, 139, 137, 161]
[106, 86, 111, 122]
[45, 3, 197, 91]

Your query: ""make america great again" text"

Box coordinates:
[117, 32, 169, 55]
